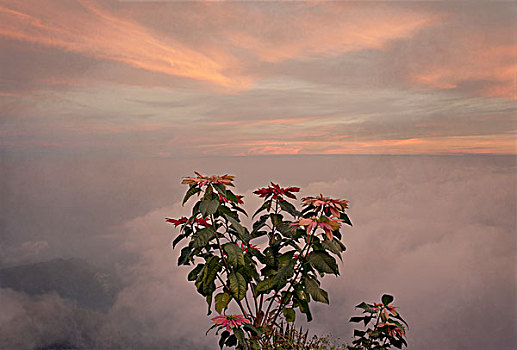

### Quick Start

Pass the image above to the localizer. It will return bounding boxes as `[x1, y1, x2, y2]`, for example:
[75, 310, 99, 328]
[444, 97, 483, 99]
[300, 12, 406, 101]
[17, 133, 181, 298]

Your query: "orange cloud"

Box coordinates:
[60, 123, 167, 134]
[192, 132, 514, 156]
[226, 4, 437, 62]
[0, 1, 248, 88]
[244, 145, 303, 156]
[410, 31, 516, 99]
[320, 135, 515, 155]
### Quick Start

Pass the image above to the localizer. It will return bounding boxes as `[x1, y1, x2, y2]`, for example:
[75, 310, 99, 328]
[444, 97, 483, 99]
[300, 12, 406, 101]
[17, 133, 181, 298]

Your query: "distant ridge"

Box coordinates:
[0, 257, 121, 312]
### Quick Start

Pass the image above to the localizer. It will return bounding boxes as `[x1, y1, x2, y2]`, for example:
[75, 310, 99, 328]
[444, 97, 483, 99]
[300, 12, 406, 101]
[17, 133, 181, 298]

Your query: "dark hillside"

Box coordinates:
[0, 258, 121, 312]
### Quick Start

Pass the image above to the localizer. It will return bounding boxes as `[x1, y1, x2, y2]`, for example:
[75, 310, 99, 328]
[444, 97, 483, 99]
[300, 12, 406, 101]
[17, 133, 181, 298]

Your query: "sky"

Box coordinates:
[0, 1, 516, 350]
[0, 0, 515, 156]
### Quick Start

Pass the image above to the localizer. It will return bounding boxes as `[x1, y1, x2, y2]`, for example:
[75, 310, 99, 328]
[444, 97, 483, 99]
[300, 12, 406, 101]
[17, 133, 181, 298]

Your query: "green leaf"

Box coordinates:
[225, 334, 237, 347]
[225, 215, 248, 242]
[297, 298, 313, 322]
[264, 247, 278, 268]
[356, 302, 375, 313]
[233, 205, 248, 217]
[279, 200, 300, 217]
[196, 256, 220, 296]
[255, 277, 275, 294]
[304, 278, 329, 304]
[322, 238, 346, 260]
[172, 233, 187, 249]
[349, 316, 364, 323]
[223, 243, 245, 267]
[206, 293, 213, 315]
[192, 227, 215, 249]
[277, 251, 296, 268]
[206, 323, 218, 336]
[233, 328, 246, 347]
[282, 308, 296, 322]
[218, 205, 237, 220]
[272, 260, 295, 290]
[187, 264, 204, 281]
[178, 245, 193, 265]
[215, 292, 232, 314]
[219, 331, 230, 349]
[307, 251, 339, 275]
[200, 199, 219, 217]
[252, 214, 268, 235]
[252, 201, 271, 218]
[243, 324, 263, 337]
[213, 183, 227, 196]
[226, 189, 240, 204]
[242, 255, 259, 281]
[382, 294, 394, 306]
[229, 271, 247, 301]
[393, 312, 409, 326]
[353, 329, 365, 337]
[183, 185, 201, 205]
[340, 212, 352, 226]
[277, 222, 295, 237]
[270, 213, 283, 226]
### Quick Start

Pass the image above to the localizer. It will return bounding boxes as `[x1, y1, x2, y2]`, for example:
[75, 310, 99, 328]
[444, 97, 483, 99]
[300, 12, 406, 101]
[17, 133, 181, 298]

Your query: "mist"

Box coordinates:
[0, 154, 515, 349]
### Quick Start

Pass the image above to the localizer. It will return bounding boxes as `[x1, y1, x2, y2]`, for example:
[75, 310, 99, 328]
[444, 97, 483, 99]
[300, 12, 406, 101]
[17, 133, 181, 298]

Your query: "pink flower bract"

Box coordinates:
[211, 314, 251, 331]
[378, 322, 406, 337]
[254, 183, 300, 200]
[291, 216, 343, 240]
[302, 194, 349, 217]
[182, 172, 234, 188]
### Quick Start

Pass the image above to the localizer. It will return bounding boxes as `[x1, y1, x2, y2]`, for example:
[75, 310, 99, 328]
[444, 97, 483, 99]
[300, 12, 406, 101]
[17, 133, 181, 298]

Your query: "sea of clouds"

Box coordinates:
[0, 155, 515, 349]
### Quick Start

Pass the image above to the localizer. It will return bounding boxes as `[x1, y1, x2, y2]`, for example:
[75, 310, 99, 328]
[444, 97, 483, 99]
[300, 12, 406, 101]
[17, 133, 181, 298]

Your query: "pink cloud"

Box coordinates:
[0, 0, 250, 88]
[411, 45, 516, 99]
[224, 4, 437, 63]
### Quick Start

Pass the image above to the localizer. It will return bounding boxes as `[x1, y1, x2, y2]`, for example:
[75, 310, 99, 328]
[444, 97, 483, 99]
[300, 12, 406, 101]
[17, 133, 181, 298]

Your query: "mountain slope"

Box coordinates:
[0, 258, 121, 312]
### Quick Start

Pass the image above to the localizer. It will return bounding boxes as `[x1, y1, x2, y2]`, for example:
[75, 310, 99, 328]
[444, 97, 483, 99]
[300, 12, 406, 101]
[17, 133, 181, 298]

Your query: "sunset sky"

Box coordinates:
[0, 2, 516, 350]
[1, 0, 515, 156]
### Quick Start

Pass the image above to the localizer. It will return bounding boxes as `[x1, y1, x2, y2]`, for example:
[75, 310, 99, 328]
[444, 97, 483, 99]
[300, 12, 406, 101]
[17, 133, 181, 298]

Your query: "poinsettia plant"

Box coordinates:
[348, 295, 408, 350]
[167, 172, 352, 349]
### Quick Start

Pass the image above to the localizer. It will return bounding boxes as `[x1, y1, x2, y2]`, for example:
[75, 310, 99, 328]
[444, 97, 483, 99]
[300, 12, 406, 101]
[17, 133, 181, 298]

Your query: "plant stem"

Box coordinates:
[262, 228, 315, 331]
[211, 214, 249, 318]
[366, 308, 383, 350]
[244, 291, 254, 319]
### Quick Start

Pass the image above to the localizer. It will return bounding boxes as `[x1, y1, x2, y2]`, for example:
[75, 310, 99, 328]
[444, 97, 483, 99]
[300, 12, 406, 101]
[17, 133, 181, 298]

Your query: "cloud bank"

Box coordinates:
[0, 155, 514, 349]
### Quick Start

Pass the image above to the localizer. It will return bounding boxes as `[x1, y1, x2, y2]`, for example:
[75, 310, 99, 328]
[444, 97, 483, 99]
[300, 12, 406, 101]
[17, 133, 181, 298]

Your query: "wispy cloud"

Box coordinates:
[0, 0, 248, 88]
[223, 4, 436, 63]
[0, 1, 514, 156]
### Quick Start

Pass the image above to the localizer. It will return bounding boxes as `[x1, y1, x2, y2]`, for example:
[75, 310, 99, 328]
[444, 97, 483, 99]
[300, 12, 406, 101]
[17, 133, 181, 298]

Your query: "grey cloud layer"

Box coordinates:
[0, 155, 515, 349]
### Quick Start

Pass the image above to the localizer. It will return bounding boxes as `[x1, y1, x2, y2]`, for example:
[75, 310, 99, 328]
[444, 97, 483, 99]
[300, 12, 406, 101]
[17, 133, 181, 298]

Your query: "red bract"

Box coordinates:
[182, 172, 234, 188]
[165, 217, 188, 227]
[165, 216, 210, 227]
[253, 182, 300, 200]
[194, 217, 211, 227]
[302, 194, 349, 217]
[237, 242, 257, 252]
[218, 194, 244, 204]
[378, 322, 406, 337]
[211, 314, 251, 331]
[372, 302, 399, 316]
